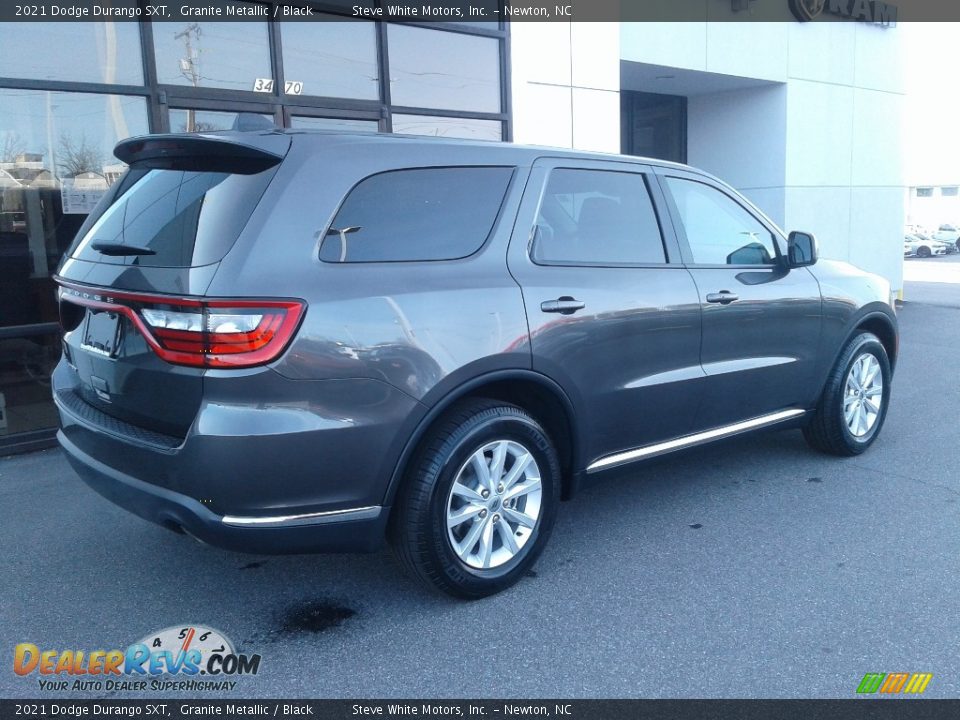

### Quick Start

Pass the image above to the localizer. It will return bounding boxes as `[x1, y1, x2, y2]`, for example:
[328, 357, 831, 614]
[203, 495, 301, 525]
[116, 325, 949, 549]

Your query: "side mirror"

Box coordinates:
[787, 231, 818, 268]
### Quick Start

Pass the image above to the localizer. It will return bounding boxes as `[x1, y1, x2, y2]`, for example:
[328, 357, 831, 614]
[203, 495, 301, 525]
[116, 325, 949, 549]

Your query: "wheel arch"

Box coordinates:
[809, 305, 898, 410]
[382, 370, 582, 510]
[853, 309, 899, 373]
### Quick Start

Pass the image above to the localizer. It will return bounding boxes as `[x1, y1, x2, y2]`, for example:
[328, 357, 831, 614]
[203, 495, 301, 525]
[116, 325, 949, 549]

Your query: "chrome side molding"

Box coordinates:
[586, 408, 807, 473]
[222, 505, 381, 528]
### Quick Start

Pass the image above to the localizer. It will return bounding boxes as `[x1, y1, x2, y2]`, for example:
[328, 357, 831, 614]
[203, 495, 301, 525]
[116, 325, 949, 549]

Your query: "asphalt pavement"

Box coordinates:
[904, 250, 960, 307]
[1, 258, 959, 699]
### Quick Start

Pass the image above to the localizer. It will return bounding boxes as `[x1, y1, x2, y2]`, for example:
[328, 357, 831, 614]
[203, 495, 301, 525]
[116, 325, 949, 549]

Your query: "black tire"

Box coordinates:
[388, 398, 561, 599]
[917, 246, 932, 258]
[955, 239, 960, 252]
[803, 332, 891, 456]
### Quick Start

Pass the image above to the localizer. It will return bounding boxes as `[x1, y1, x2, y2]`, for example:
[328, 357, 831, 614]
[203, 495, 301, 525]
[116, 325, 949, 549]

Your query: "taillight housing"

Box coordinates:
[56, 280, 305, 369]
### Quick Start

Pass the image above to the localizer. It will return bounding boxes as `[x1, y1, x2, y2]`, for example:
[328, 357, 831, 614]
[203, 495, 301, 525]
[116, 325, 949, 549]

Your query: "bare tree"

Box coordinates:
[1, 132, 26, 163]
[57, 133, 104, 177]
[176, 120, 219, 133]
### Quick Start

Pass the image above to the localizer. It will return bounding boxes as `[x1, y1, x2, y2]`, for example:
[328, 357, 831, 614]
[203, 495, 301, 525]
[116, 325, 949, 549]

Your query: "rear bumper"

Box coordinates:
[59, 430, 390, 554]
[52, 360, 424, 554]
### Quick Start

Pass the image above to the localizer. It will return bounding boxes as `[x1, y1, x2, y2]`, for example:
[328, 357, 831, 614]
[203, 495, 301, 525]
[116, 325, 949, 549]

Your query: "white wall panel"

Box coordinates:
[511, 83, 572, 148]
[509, 22, 571, 86]
[851, 88, 904, 187]
[688, 84, 787, 190]
[705, 22, 788, 82]
[788, 21, 856, 85]
[785, 80, 854, 187]
[572, 88, 620, 153]
[620, 22, 707, 71]
[571, 23, 620, 91]
[784, 187, 853, 263]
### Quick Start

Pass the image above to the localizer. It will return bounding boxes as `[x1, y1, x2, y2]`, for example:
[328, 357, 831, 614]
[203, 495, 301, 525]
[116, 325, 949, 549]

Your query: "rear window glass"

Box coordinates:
[319, 167, 513, 263]
[69, 165, 278, 267]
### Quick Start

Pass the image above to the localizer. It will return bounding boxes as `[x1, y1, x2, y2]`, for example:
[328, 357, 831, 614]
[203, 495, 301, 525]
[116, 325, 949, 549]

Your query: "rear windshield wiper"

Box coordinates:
[90, 241, 157, 256]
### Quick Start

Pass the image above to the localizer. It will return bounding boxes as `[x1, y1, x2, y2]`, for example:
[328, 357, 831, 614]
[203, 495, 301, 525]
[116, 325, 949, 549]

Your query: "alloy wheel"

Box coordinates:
[445, 440, 543, 570]
[843, 352, 883, 437]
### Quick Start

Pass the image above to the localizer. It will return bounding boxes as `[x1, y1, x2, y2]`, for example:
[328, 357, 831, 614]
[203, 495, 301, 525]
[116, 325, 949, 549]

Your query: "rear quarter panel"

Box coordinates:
[205, 135, 534, 403]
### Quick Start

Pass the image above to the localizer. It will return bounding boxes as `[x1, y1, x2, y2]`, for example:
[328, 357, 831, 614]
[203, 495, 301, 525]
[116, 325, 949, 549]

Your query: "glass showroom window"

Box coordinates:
[387, 25, 501, 113]
[0, 22, 144, 86]
[168, 109, 273, 133]
[151, 4, 271, 91]
[0, 89, 148, 439]
[290, 116, 379, 132]
[392, 114, 502, 141]
[280, 16, 379, 100]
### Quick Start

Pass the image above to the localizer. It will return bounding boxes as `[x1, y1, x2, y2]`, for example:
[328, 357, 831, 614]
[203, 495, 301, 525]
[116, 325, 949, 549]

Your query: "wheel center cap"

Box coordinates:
[490, 497, 502, 512]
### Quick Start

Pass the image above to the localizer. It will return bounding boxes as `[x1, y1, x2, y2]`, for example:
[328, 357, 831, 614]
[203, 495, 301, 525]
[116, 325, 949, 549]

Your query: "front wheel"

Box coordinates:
[803, 332, 891, 456]
[389, 399, 561, 598]
[917, 246, 932, 258]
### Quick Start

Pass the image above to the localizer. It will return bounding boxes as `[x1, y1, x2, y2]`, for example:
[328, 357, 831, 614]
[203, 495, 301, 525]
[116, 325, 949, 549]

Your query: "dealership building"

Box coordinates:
[0, 4, 904, 451]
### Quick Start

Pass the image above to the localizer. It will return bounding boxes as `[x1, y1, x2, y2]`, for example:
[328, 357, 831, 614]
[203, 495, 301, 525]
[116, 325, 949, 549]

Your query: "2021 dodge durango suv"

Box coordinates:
[53, 131, 898, 598]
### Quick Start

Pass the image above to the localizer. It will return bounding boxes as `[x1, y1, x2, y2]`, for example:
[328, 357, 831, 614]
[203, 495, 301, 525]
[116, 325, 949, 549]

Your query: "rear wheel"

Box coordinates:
[917, 246, 932, 258]
[803, 332, 891, 456]
[389, 399, 561, 598]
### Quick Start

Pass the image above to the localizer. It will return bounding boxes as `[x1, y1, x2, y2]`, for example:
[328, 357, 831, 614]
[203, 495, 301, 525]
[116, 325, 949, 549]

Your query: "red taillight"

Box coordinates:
[55, 280, 305, 369]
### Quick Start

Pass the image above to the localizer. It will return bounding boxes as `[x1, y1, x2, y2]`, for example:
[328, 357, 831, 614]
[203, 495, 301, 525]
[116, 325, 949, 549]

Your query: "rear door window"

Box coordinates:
[319, 167, 513, 263]
[532, 168, 666, 265]
[69, 165, 278, 267]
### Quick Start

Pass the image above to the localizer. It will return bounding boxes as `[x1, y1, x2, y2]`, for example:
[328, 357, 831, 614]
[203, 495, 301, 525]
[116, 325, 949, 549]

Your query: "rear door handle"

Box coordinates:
[705, 291, 739, 305]
[541, 297, 586, 315]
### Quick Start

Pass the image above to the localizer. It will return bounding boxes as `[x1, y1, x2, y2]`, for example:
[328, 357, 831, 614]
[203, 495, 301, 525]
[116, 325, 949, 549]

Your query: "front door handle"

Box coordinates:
[705, 291, 739, 305]
[541, 296, 586, 315]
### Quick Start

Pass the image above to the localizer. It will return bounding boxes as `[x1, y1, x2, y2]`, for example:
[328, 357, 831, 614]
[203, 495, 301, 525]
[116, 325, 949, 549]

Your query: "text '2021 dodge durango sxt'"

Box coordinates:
[53, 131, 898, 597]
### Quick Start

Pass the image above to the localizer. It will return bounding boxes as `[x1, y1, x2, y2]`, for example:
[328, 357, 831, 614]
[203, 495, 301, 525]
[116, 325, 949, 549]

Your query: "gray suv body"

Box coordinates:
[53, 131, 898, 597]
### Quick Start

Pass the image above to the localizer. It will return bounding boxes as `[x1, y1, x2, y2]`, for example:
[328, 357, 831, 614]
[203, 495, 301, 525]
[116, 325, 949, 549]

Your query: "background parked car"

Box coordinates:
[932, 224, 960, 251]
[913, 230, 958, 253]
[904, 234, 949, 258]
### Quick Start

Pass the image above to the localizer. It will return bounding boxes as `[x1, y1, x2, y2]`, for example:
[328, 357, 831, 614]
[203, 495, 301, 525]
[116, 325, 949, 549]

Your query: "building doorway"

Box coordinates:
[620, 90, 687, 163]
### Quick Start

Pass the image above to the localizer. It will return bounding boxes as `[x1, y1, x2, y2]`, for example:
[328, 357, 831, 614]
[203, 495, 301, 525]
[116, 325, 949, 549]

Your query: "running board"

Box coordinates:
[586, 408, 807, 473]
[222, 505, 381, 528]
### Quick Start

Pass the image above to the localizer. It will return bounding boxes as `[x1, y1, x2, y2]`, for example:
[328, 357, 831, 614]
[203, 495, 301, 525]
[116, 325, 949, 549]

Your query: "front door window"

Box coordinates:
[664, 177, 778, 266]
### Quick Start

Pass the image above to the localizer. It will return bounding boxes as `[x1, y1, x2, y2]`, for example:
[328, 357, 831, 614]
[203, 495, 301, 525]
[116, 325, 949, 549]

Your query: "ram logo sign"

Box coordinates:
[856, 673, 933, 695]
[789, 0, 898, 26]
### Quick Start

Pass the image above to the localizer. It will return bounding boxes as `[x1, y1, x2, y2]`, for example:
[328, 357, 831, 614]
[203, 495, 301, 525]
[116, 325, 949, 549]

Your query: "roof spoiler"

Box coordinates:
[114, 133, 289, 174]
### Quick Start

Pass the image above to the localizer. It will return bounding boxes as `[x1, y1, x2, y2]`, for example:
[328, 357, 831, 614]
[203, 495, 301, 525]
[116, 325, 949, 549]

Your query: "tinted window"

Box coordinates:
[665, 177, 777, 266]
[533, 169, 666, 265]
[70, 166, 278, 267]
[320, 167, 513, 263]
